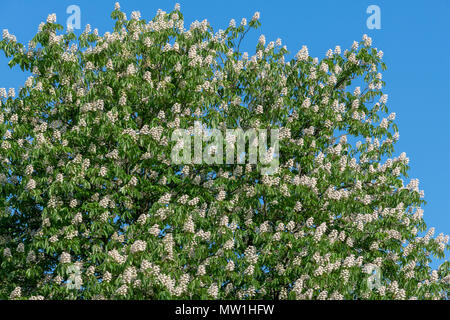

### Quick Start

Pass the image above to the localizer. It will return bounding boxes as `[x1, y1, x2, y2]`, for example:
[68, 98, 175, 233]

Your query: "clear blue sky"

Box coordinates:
[1, 0, 448, 268]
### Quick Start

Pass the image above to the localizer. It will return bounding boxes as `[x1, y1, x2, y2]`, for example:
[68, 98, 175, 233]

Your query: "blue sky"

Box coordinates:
[0, 0, 448, 268]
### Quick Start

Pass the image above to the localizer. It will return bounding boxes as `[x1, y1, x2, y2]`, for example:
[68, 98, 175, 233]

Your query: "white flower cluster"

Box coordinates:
[2, 29, 16, 42]
[296, 45, 309, 61]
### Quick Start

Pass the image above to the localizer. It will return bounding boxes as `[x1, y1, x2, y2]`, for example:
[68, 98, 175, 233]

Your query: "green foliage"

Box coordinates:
[0, 4, 448, 300]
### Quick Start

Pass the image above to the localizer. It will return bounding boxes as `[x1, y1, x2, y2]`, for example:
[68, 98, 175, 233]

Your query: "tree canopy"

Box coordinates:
[0, 3, 448, 300]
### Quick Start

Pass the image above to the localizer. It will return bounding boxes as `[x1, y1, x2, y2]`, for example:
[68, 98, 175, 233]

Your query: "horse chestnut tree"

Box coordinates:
[0, 3, 448, 300]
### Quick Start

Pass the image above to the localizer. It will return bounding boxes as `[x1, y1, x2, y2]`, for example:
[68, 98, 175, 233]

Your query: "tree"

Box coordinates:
[0, 3, 448, 300]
